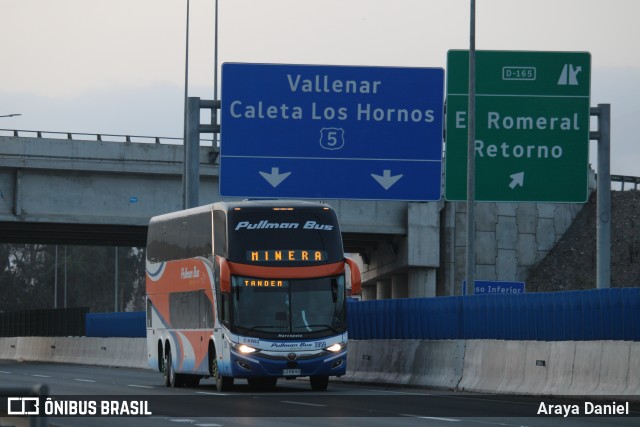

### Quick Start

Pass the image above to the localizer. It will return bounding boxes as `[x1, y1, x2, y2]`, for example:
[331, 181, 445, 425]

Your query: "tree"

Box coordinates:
[0, 244, 54, 312]
[0, 244, 146, 313]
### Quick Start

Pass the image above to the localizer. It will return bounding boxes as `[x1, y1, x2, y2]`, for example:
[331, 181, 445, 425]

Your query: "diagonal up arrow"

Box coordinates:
[509, 171, 525, 189]
[259, 167, 291, 188]
[371, 169, 403, 190]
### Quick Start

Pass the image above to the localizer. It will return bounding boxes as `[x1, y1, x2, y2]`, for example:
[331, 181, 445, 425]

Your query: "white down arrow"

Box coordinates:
[259, 167, 291, 188]
[371, 170, 403, 190]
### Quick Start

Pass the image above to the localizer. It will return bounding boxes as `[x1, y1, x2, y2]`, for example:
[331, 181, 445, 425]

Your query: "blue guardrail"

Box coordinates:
[86, 312, 146, 338]
[347, 288, 640, 341]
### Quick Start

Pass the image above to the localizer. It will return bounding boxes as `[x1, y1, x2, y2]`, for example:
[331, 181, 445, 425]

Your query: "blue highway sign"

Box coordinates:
[219, 63, 444, 200]
[463, 280, 526, 295]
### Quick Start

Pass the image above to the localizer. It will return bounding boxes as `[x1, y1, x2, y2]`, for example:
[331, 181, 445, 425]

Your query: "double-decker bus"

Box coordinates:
[145, 200, 361, 391]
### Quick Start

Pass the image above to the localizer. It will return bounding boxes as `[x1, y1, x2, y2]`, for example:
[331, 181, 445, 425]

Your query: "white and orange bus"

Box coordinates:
[145, 200, 361, 391]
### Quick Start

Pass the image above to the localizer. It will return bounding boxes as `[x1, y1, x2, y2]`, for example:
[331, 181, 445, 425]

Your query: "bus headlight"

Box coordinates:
[325, 343, 344, 353]
[237, 344, 257, 354]
[230, 341, 259, 354]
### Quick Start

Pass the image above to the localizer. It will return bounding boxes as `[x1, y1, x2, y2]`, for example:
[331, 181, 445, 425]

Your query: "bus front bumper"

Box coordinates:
[229, 349, 347, 378]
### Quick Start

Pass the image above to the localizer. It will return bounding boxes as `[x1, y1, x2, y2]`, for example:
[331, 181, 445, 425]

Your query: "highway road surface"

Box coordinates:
[1, 360, 638, 426]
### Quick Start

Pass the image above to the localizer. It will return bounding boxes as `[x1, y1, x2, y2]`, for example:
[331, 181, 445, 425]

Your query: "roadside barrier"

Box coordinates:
[2, 336, 146, 369]
[2, 337, 638, 397]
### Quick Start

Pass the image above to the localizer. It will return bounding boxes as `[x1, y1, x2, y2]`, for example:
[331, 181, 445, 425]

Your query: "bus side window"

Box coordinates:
[200, 291, 214, 328]
[146, 298, 152, 328]
[221, 293, 230, 325]
[213, 210, 227, 258]
[214, 253, 230, 326]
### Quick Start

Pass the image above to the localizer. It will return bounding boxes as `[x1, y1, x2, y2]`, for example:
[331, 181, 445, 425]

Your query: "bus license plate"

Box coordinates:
[282, 369, 301, 376]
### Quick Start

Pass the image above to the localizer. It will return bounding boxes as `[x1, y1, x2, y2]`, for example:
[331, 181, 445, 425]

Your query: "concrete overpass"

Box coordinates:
[0, 130, 587, 298]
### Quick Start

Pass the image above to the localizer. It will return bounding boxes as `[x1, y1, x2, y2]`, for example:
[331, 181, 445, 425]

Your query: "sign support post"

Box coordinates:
[592, 104, 611, 289]
[183, 97, 221, 209]
[466, 0, 477, 295]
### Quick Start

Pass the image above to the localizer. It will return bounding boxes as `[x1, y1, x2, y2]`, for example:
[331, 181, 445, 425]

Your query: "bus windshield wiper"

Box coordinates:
[293, 324, 340, 333]
[235, 325, 285, 334]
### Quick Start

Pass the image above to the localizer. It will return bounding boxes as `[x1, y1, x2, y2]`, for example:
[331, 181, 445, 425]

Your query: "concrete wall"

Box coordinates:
[359, 195, 587, 298]
[457, 339, 640, 396]
[343, 339, 465, 390]
[0, 337, 147, 369]
[439, 200, 586, 296]
[3, 336, 638, 398]
[344, 339, 639, 397]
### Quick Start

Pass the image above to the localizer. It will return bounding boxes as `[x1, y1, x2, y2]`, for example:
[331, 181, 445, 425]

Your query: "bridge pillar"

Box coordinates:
[391, 274, 408, 298]
[376, 280, 391, 300]
[408, 268, 437, 298]
[359, 201, 442, 299]
[361, 285, 376, 301]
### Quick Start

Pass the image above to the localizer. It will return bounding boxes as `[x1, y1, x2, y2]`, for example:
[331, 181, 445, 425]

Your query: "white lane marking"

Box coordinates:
[74, 378, 96, 383]
[0, 371, 11, 374]
[281, 400, 327, 407]
[359, 388, 433, 396]
[195, 424, 223, 427]
[402, 414, 460, 422]
[170, 419, 196, 423]
[32, 374, 50, 378]
[195, 391, 229, 396]
[127, 384, 154, 389]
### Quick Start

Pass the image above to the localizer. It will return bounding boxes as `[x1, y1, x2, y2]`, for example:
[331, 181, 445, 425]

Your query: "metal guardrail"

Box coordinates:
[1, 128, 635, 188]
[0, 128, 216, 146]
[611, 174, 640, 191]
[0, 384, 48, 427]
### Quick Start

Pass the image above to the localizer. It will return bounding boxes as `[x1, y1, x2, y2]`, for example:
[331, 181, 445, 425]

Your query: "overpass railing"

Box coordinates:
[0, 128, 216, 146]
[611, 174, 640, 191]
[3, 129, 637, 189]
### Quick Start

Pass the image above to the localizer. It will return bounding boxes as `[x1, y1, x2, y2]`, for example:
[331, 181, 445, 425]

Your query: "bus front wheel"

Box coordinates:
[216, 373, 234, 392]
[212, 356, 233, 392]
[209, 342, 233, 392]
[310, 375, 329, 391]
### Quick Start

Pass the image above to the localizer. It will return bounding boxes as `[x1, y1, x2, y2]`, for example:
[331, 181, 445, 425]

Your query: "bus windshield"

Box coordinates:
[231, 275, 346, 338]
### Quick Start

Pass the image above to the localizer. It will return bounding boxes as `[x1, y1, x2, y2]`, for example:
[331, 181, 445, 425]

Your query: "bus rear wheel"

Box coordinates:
[165, 351, 184, 388]
[162, 352, 170, 387]
[310, 375, 329, 391]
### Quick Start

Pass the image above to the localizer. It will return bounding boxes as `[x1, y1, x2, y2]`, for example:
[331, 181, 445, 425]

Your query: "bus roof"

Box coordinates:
[148, 200, 335, 225]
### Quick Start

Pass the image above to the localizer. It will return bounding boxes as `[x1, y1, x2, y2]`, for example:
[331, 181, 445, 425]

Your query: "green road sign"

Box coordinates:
[445, 50, 591, 202]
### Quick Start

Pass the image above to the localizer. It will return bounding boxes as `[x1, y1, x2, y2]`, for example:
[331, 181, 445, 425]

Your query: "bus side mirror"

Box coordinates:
[344, 257, 361, 295]
[217, 256, 231, 294]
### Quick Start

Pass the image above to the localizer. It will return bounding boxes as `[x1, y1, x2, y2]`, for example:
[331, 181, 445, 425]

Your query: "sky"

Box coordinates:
[1, 0, 639, 176]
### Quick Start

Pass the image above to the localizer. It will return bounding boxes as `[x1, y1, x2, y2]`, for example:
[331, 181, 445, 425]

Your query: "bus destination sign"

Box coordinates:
[247, 250, 327, 263]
